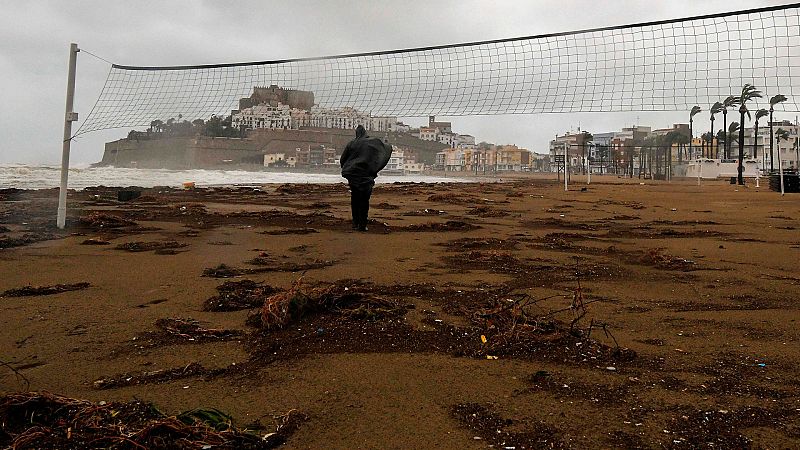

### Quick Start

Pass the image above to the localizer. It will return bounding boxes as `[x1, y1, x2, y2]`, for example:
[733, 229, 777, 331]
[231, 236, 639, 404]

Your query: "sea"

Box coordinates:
[0, 164, 469, 190]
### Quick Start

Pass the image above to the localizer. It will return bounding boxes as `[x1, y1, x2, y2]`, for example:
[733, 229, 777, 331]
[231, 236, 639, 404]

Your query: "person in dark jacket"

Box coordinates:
[340, 125, 392, 232]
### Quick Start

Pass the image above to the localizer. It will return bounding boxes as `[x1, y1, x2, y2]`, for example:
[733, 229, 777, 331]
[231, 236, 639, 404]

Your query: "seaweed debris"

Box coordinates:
[2, 282, 90, 298]
[79, 212, 136, 229]
[0, 391, 299, 449]
[114, 241, 188, 253]
[204, 280, 281, 312]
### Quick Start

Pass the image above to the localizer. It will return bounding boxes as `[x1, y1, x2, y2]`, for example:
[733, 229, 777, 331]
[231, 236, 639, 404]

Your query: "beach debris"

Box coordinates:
[115, 240, 188, 253]
[427, 193, 487, 204]
[260, 228, 318, 235]
[257, 277, 407, 330]
[640, 248, 697, 271]
[92, 362, 221, 389]
[0, 392, 293, 449]
[203, 280, 281, 312]
[203, 263, 243, 278]
[401, 220, 480, 232]
[246, 254, 335, 271]
[307, 201, 331, 209]
[80, 238, 111, 245]
[402, 208, 447, 216]
[79, 212, 136, 229]
[0, 233, 59, 249]
[440, 237, 517, 251]
[152, 317, 244, 341]
[0, 359, 30, 391]
[373, 202, 399, 209]
[451, 403, 561, 448]
[467, 206, 510, 218]
[117, 190, 141, 202]
[203, 258, 336, 278]
[2, 282, 90, 298]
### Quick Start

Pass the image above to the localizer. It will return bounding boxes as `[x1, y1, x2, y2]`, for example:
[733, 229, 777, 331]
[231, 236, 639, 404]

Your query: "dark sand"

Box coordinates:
[1, 176, 799, 448]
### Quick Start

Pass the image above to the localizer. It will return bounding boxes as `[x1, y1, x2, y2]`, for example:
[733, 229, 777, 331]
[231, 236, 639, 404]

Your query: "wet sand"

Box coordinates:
[1, 176, 799, 448]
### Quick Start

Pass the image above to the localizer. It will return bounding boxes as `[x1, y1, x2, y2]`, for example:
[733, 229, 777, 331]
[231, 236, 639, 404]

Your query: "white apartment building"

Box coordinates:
[298, 106, 395, 132]
[384, 148, 405, 173]
[455, 134, 476, 149]
[233, 103, 397, 132]
[737, 122, 800, 169]
[233, 104, 292, 130]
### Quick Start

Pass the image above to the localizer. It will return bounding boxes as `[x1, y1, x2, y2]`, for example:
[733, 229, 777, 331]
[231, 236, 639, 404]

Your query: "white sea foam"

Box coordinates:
[0, 164, 470, 190]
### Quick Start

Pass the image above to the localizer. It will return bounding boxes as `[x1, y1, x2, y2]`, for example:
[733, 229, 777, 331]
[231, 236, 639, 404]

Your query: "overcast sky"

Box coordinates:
[0, 0, 791, 165]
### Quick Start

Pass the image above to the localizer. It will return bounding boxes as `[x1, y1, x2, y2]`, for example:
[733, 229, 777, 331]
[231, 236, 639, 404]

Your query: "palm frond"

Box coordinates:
[710, 101, 724, 115]
[740, 84, 763, 104]
[723, 95, 740, 108]
[690, 106, 702, 117]
[755, 108, 769, 120]
[770, 94, 788, 106]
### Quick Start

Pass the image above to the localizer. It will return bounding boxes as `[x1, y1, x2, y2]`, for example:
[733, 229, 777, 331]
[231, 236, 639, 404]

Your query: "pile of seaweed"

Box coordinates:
[254, 278, 408, 329]
[0, 392, 304, 449]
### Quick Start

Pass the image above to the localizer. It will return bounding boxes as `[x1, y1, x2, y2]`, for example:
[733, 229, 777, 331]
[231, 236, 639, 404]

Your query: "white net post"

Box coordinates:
[57, 43, 79, 229]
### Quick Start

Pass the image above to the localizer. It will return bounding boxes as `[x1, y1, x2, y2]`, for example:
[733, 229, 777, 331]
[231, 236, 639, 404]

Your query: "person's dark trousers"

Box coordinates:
[348, 179, 373, 231]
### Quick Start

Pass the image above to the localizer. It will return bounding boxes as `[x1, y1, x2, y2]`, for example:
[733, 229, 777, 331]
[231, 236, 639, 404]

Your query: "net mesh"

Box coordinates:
[75, 4, 800, 137]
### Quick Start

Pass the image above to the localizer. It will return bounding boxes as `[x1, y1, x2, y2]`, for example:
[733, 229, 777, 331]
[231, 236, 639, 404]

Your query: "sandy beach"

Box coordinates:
[1, 176, 799, 448]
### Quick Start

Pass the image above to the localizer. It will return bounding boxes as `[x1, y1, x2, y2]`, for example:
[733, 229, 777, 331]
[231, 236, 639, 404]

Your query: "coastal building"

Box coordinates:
[384, 148, 405, 173]
[233, 103, 396, 133]
[419, 126, 439, 142]
[549, 131, 591, 169]
[295, 145, 338, 167]
[418, 116, 474, 149]
[404, 162, 426, 174]
[428, 116, 452, 133]
[237, 85, 314, 111]
[264, 153, 289, 167]
[296, 106, 395, 132]
[233, 104, 292, 130]
[391, 121, 412, 133]
[738, 120, 799, 169]
[435, 145, 531, 172]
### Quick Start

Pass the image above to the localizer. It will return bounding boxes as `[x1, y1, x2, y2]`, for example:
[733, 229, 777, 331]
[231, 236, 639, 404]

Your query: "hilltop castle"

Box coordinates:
[237, 85, 315, 112]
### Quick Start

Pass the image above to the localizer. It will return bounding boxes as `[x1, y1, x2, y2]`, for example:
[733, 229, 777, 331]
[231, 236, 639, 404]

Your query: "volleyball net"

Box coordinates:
[74, 3, 800, 137]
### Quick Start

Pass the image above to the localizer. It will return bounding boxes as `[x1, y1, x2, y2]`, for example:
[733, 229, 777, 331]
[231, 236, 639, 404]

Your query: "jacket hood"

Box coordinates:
[355, 125, 366, 138]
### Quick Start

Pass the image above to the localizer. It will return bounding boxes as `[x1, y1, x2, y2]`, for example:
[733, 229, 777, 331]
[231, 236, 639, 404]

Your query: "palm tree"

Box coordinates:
[580, 131, 593, 175]
[674, 132, 690, 164]
[769, 94, 788, 172]
[775, 128, 790, 193]
[702, 132, 714, 158]
[775, 128, 790, 165]
[722, 95, 740, 159]
[752, 109, 768, 161]
[727, 122, 740, 154]
[689, 106, 701, 159]
[716, 130, 726, 152]
[710, 102, 723, 159]
[737, 84, 763, 184]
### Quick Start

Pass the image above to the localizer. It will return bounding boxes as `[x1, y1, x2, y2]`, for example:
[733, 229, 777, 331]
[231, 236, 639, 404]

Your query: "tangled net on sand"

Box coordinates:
[0, 392, 302, 449]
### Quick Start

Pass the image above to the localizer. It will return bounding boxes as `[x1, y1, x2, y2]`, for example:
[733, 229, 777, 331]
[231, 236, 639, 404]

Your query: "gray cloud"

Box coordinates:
[0, 0, 788, 164]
